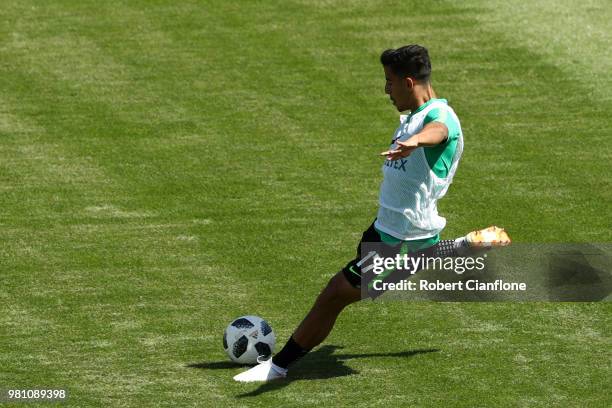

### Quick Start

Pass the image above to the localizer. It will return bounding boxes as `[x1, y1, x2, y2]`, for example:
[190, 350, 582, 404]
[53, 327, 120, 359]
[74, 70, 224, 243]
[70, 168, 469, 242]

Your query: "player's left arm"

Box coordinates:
[381, 122, 448, 161]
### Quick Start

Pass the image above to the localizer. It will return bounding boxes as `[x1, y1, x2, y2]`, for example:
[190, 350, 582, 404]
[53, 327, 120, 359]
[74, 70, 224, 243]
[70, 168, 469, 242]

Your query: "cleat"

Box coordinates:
[466, 226, 511, 248]
[233, 357, 287, 383]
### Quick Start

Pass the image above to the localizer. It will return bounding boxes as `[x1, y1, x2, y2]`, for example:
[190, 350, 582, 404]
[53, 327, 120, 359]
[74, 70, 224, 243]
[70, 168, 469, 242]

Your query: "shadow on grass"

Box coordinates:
[187, 345, 439, 398]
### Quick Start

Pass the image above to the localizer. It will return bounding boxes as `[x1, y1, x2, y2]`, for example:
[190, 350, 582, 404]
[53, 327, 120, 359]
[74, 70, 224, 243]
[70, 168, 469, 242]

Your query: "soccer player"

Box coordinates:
[234, 45, 510, 382]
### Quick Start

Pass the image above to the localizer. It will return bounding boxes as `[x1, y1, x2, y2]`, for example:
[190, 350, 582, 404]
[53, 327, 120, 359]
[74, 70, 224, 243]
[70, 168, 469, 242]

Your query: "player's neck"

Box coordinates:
[411, 83, 437, 111]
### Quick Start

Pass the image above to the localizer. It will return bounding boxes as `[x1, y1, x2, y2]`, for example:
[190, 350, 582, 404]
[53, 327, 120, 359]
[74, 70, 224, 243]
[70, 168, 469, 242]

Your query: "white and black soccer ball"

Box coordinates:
[223, 315, 276, 364]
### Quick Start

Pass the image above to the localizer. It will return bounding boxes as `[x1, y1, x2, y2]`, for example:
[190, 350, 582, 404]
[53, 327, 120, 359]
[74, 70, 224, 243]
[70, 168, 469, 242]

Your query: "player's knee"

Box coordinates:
[317, 272, 360, 309]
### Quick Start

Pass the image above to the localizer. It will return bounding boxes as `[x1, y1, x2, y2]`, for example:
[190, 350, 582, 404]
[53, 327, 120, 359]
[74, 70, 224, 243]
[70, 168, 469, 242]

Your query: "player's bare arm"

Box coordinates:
[381, 122, 448, 160]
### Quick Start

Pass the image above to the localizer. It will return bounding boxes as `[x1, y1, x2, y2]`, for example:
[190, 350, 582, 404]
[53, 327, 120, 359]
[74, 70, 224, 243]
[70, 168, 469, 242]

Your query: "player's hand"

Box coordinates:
[380, 136, 420, 161]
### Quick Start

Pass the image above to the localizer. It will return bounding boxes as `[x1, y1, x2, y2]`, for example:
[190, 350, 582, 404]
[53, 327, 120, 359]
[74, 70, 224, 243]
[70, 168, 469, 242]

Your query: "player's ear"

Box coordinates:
[404, 77, 415, 89]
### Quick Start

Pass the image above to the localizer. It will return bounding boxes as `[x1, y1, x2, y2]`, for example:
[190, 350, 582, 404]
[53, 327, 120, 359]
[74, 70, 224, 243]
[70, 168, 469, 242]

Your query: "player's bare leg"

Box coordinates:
[282, 227, 513, 351]
[292, 272, 361, 349]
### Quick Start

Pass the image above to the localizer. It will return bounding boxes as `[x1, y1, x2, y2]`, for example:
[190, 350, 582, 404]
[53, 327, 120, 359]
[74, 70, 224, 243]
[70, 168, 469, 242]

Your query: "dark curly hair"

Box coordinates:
[380, 45, 431, 82]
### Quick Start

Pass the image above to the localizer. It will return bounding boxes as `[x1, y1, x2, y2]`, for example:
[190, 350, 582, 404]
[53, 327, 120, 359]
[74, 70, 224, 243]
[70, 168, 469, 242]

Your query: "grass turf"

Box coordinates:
[0, 0, 610, 406]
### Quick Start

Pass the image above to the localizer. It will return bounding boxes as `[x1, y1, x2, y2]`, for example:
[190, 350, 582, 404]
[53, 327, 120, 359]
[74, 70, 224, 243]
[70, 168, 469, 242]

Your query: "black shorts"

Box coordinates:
[341, 221, 440, 296]
[341, 222, 399, 288]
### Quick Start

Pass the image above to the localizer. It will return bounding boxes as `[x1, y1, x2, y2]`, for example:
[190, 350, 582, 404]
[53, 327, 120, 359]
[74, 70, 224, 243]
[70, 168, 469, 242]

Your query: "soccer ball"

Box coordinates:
[223, 315, 276, 364]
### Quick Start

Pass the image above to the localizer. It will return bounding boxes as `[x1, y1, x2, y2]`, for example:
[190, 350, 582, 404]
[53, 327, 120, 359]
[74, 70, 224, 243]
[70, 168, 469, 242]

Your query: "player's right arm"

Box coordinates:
[380, 121, 448, 161]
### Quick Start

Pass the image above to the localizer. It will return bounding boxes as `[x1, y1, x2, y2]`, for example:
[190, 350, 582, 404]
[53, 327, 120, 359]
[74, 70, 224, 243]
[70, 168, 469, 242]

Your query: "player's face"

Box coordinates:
[384, 66, 413, 112]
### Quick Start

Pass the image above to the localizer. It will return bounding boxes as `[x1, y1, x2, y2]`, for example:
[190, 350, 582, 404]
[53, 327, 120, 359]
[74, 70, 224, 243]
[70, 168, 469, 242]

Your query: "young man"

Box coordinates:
[234, 45, 510, 382]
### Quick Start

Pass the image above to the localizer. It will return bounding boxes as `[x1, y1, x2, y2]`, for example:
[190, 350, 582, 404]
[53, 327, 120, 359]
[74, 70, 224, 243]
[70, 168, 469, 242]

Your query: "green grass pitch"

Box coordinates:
[1, 0, 610, 406]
